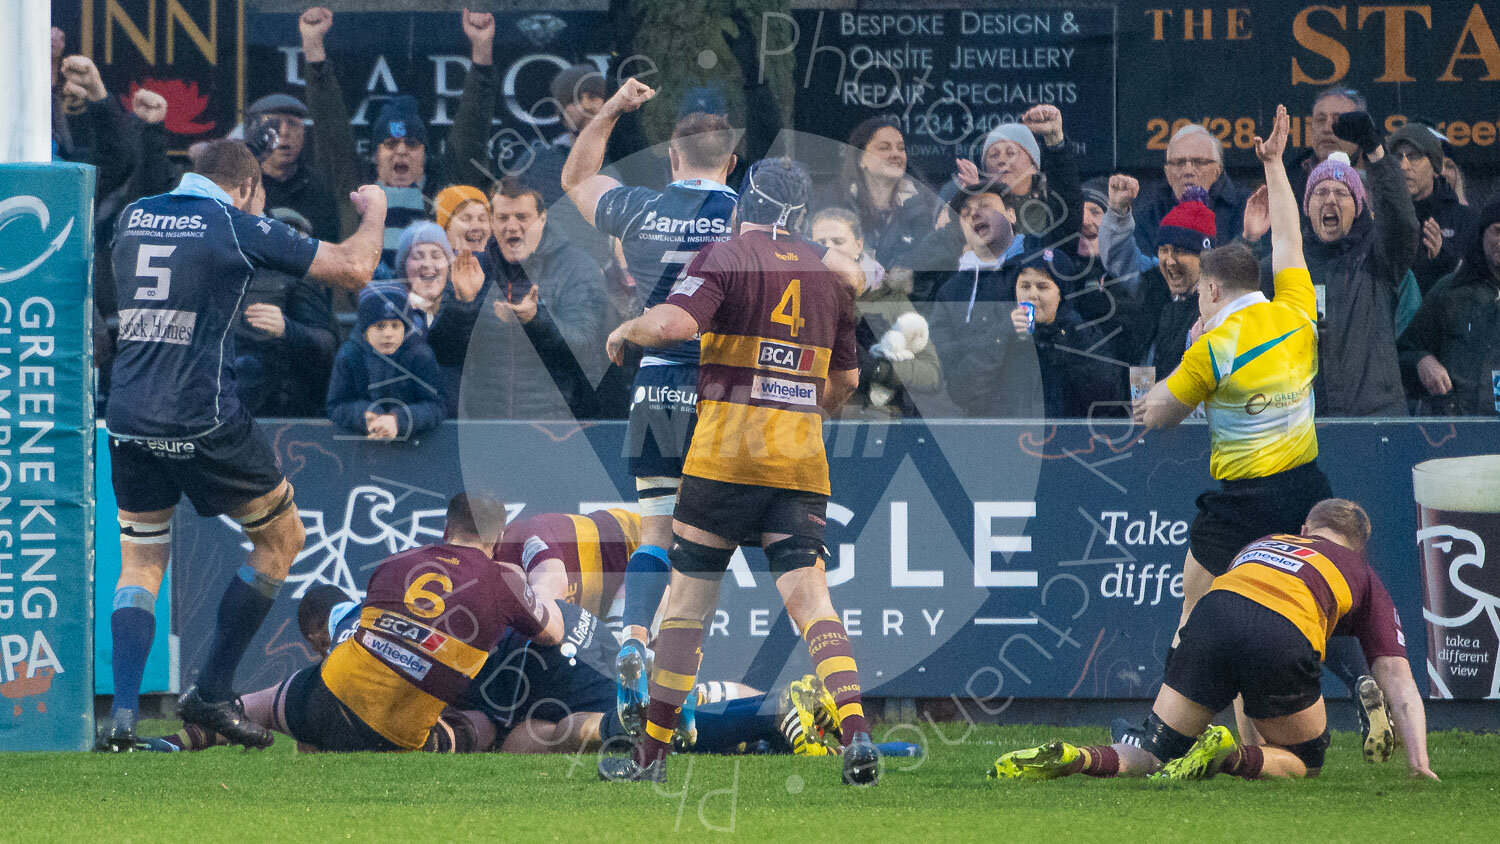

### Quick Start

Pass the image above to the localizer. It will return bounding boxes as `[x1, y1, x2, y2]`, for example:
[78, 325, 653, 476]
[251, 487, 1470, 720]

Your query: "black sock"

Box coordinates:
[196, 566, 280, 702]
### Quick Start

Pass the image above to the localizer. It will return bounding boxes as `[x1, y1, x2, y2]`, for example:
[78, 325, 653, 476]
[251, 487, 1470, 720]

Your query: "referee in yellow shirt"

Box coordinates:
[1137, 105, 1332, 640]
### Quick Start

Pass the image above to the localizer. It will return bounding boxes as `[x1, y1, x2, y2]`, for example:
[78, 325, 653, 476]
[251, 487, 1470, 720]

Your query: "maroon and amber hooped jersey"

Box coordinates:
[666, 231, 858, 495]
[492, 508, 642, 617]
[319, 544, 551, 749]
[1212, 534, 1407, 661]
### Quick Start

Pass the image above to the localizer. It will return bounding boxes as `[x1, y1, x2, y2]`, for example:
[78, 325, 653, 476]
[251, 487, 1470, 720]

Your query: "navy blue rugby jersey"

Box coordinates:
[593, 179, 737, 365]
[108, 174, 320, 439]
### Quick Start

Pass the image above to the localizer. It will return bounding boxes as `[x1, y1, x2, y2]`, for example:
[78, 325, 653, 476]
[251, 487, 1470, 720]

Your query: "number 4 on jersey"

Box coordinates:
[134, 244, 176, 301]
[771, 278, 805, 338]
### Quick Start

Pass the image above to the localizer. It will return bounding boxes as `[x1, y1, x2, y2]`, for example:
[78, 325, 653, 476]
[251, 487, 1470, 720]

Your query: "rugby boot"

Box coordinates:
[989, 741, 1081, 781]
[841, 731, 880, 786]
[1356, 675, 1394, 763]
[178, 686, 273, 749]
[94, 708, 140, 753]
[598, 754, 667, 783]
[1153, 725, 1235, 780]
[614, 640, 649, 738]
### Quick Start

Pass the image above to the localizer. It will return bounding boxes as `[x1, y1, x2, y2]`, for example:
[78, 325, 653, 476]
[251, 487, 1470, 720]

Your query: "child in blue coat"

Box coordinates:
[326, 283, 446, 439]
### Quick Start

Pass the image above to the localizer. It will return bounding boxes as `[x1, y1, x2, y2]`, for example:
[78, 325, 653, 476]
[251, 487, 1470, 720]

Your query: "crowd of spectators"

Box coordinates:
[59, 8, 1500, 435]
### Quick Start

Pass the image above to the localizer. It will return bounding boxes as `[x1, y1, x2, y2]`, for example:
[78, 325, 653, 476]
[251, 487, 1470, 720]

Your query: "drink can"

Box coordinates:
[1020, 301, 1035, 334]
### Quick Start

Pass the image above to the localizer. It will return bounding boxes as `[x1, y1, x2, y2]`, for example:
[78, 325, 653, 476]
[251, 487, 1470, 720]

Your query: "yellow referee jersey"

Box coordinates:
[1165, 267, 1319, 481]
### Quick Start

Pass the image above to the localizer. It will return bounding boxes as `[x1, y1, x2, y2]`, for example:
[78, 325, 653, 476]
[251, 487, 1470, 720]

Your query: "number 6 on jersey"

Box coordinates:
[771, 277, 805, 338]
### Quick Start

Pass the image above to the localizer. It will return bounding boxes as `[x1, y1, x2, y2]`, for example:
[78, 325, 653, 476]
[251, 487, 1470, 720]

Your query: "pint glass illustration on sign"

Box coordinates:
[1414, 455, 1500, 700]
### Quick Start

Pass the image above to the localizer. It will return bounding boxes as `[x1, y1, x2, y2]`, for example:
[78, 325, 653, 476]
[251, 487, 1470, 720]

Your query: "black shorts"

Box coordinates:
[674, 475, 828, 560]
[1165, 590, 1323, 720]
[280, 665, 401, 752]
[1190, 460, 1332, 576]
[625, 364, 699, 479]
[109, 414, 284, 518]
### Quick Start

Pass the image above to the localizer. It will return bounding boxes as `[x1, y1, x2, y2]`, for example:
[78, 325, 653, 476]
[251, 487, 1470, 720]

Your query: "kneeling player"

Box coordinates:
[991, 499, 1437, 782]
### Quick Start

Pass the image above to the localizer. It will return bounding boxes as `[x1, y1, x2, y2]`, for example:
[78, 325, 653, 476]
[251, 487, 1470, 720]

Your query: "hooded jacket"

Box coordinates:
[326, 303, 446, 439]
[425, 229, 608, 420]
[1263, 154, 1417, 417]
[1398, 199, 1500, 416]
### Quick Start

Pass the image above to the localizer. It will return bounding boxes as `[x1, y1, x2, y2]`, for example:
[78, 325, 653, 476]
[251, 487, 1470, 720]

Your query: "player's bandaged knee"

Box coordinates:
[1142, 712, 1197, 763]
[1285, 730, 1330, 770]
[765, 535, 825, 575]
[635, 476, 680, 518]
[669, 536, 734, 574]
[113, 585, 156, 613]
[236, 485, 295, 532]
[119, 518, 171, 546]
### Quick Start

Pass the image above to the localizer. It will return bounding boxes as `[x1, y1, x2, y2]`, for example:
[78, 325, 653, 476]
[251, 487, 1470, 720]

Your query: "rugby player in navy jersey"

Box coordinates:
[562, 78, 741, 729]
[99, 140, 387, 752]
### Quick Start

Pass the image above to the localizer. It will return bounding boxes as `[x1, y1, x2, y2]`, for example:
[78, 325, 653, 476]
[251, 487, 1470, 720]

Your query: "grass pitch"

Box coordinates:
[2, 723, 1496, 842]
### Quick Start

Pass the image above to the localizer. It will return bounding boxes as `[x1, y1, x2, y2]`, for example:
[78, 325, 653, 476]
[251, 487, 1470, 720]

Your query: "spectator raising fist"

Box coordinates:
[59, 55, 107, 103]
[131, 88, 168, 125]
[462, 8, 495, 66]
[1107, 173, 1139, 215]
[299, 6, 332, 63]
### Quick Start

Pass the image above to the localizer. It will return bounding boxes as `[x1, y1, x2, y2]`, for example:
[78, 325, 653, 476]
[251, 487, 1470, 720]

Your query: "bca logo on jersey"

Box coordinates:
[757, 340, 814, 373]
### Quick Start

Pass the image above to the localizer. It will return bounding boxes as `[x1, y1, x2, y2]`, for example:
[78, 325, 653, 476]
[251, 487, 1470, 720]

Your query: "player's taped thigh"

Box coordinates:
[119, 517, 172, 546]
[1142, 712, 1198, 763]
[635, 476, 680, 518]
[1282, 729, 1330, 770]
[669, 535, 735, 575]
[765, 535, 825, 575]
[235, 484, 295, 533]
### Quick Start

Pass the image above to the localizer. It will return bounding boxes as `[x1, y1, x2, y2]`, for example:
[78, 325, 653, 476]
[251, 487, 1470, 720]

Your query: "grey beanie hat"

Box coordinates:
[982, 123, 1041, 169]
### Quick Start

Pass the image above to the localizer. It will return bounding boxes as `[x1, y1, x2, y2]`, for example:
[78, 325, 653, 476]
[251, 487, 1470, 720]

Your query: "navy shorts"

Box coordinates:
[1190, 460, 1332, 576]
[1166, 591, 1324, 720]
[280, 664, 401, 752]
[624, 363, 698, 478]
[109, 413, 283, 518]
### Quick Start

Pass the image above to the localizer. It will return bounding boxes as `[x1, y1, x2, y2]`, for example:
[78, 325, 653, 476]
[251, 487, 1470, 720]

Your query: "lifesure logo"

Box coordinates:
[750, 375, 818, 406]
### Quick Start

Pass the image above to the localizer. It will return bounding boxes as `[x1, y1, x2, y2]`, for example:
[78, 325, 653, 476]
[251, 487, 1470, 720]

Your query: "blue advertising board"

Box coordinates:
[0, 163, 96, 751]
[167, 418, 1499, 704]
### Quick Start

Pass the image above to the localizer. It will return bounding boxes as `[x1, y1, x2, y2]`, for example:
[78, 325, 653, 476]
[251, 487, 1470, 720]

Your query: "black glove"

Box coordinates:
[725, 9, 761, 80]
[1332, 111, 1380, 156]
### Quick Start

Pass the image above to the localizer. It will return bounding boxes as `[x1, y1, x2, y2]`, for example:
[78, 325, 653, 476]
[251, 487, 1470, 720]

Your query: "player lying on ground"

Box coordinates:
[101, 139, 387, 752]
[149, 582, 853, 756]
[597, 158, 880, 786]
[991, 499, 1436, 782]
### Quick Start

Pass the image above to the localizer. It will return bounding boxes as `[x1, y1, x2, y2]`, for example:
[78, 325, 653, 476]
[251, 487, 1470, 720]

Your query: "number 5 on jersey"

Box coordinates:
[134, 244, 176, 301]
[771, 278, 805, 338]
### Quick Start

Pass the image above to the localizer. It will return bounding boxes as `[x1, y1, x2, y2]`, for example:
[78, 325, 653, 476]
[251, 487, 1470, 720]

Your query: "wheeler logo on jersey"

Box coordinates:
[750, 375, 818, 406]
[1234, 540, 1316, 573]
[757, 341, 815, 373]
[360, 631, 433, 681]
[671, 275, 705, 297]
[117, 309, 197, 345]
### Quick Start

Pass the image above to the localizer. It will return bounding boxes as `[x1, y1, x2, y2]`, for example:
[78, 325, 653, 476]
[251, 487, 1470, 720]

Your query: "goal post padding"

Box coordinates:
[0, 162, 96, 751]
